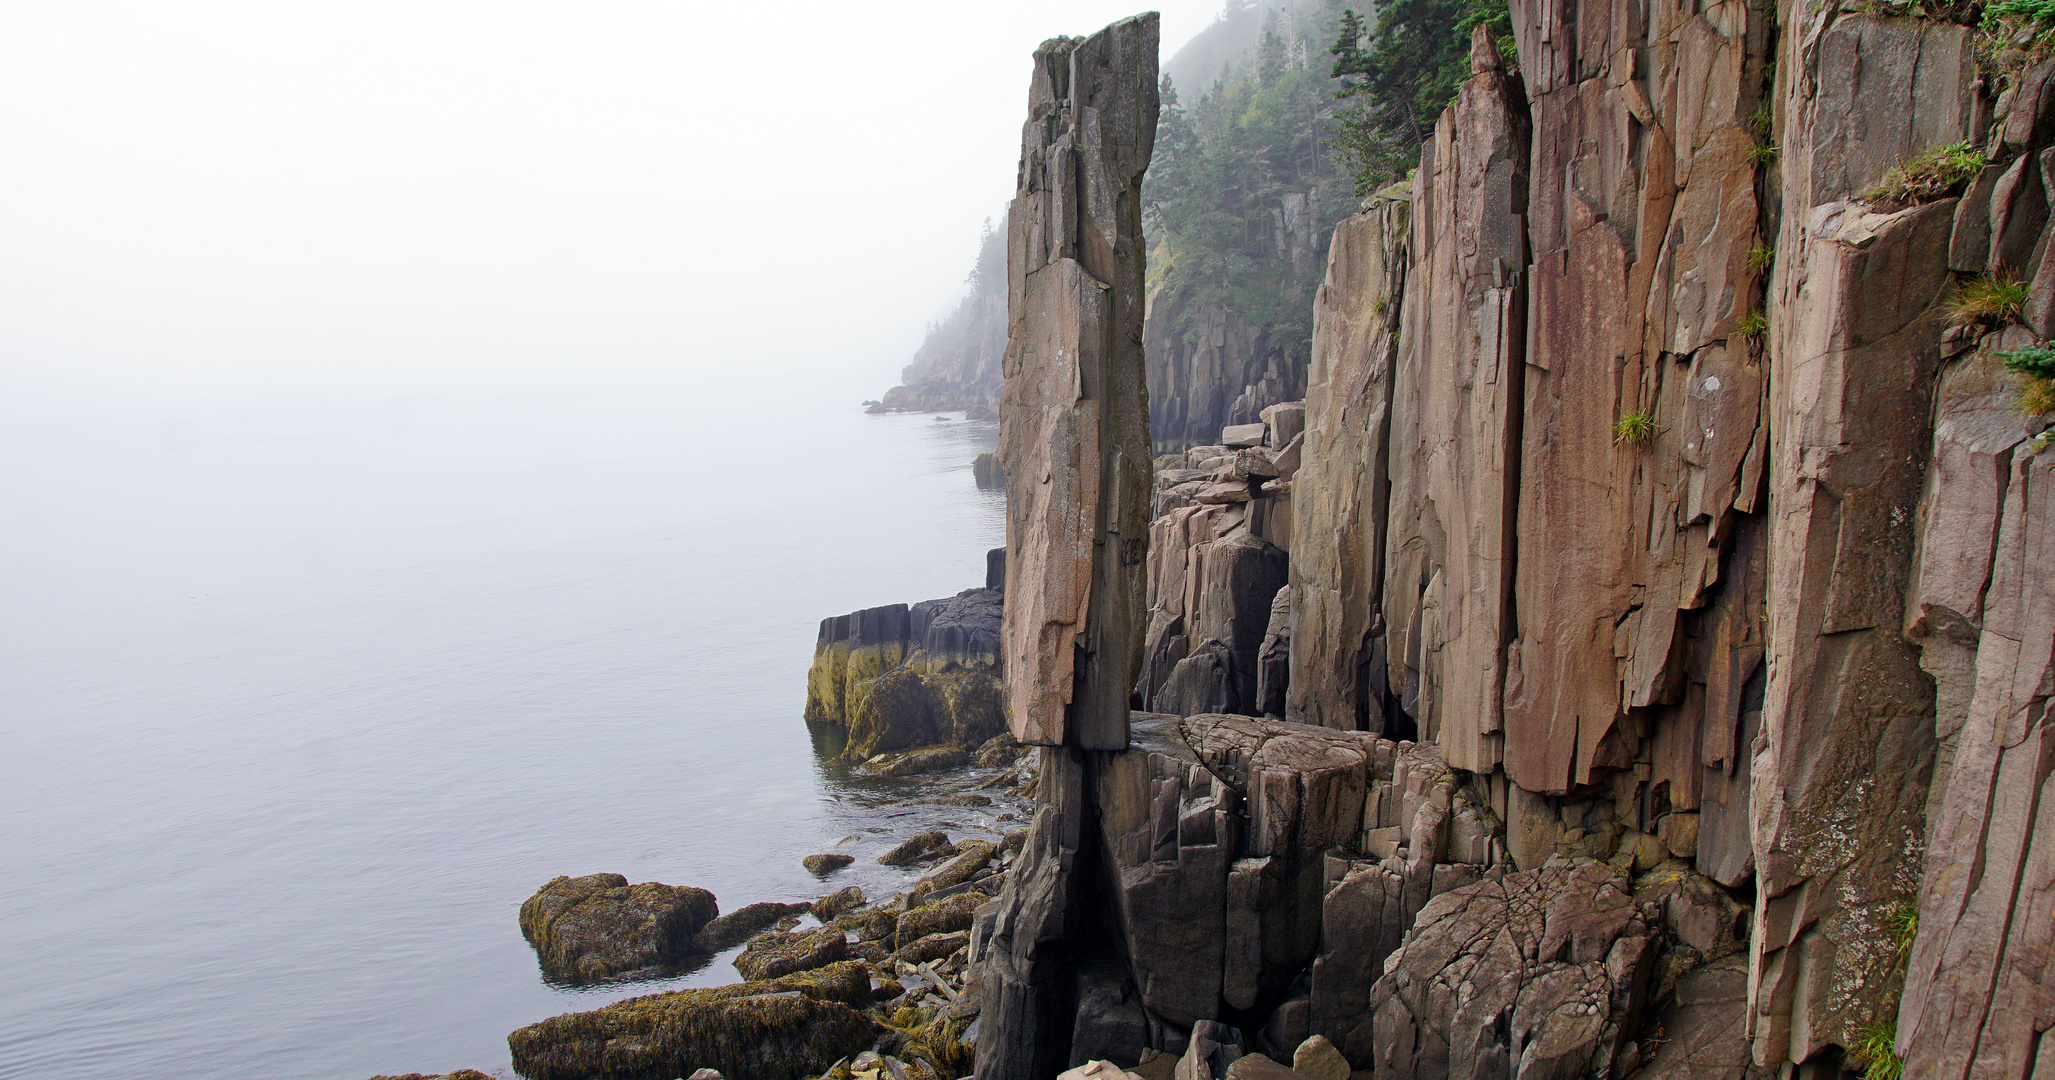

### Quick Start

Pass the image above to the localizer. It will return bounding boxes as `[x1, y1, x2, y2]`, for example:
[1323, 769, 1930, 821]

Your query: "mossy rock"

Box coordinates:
[519, 873, 718, 983]
[846, 667, 947, 759]
[878, 831, 954, 867]
[834, 905, 899, 942]
[895, 892, 984, 949]
[811, 885, 867, 921]
[894, 930, 970, 965]
[694, 901, 812, 953]
[507, 962, 876, 1080]
[909, 841, 997, 905]
[735, 925, 847, 981]
[804, 852, 855, 875]
[859, 746, 970, 777]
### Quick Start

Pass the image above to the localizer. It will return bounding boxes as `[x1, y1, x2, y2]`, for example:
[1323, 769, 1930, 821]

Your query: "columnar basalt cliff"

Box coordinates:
[969, 2, 2055, 1078]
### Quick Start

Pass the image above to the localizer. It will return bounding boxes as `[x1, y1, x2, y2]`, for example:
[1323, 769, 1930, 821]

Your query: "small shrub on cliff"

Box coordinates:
[1737, 311, 1769, 339]
[1999, 344, 2055, 379]
[1746, 140, 1780, 166]
[1949, 271, 2030, 327]
[1613, 410, 1658, 446]
[1866, 141, 1987, 207]
[1747, 244, 1776, 272]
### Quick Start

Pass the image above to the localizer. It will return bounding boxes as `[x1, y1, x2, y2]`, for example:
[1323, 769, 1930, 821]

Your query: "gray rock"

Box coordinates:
[1176, 1019, 1244, 1080]
[1222, 423, 1267, 448]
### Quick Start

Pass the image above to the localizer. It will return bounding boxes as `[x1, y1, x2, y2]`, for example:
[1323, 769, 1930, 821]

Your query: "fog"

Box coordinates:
[0, 1, 1223, 416]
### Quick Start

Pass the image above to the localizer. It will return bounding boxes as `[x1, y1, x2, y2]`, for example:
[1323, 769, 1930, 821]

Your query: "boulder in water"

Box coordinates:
[518, 873, 717, 983]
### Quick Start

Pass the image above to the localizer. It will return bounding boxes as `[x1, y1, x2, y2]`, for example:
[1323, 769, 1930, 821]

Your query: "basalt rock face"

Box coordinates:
[805, 568, 1007, 761]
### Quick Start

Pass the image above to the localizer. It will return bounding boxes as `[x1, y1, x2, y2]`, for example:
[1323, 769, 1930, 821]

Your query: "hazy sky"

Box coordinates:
[0, 2, 1225, 408]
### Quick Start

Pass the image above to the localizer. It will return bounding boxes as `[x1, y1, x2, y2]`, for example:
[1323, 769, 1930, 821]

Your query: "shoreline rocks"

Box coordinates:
[518, 874, 718, 984]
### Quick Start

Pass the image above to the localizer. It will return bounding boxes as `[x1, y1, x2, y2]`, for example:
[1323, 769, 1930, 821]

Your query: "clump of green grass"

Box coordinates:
[1867, 142, 1988, 207]
[1949, 271, 2030, 327]
[1852, 1016, 1905, 1080]
[1748, 245, 1776, 272]
[1747, 141, 1780, 166]
[1886, 899, 1920, 959]
[1737, 311, 1769, 339]
[1750, 100, 1773, 140]
[2019, 376, 2055, 416]
[1614, 410, 1658, 446]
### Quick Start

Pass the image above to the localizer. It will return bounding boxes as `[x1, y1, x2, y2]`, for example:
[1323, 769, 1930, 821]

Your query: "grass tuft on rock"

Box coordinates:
[2019, 375, 2055, 416]
[1865, 141, 1986, 207]
[1950, 271, 2030, 327]
[1852, 1016, 1905, 1080]
[1613, 411, 1658, 447]
[1886, 899, 1920, 959]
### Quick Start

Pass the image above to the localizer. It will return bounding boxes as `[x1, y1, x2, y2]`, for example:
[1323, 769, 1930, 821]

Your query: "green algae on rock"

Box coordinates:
[734, 925, 847, 981]
[518, 873, 718, 984]
[507, 962, 876, 1080]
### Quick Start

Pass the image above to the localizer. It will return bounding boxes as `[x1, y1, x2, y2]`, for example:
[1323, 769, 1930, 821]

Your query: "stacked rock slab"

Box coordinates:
[978, 15, 1158, 1080]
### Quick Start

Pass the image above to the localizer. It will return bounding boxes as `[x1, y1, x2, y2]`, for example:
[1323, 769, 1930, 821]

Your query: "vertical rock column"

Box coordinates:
[1376, 29, 1529, 769]
[1752, 10, 1973, 1067]
[978, 15, 1158, 1080]
[1285, 192, 1408, 734]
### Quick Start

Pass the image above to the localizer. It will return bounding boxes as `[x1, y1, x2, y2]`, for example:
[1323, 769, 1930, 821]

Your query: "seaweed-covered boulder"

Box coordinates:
[880, 831, 955, 866]
[811, 886, 866, 920]
[735, 926, 847, 981]
[519, 873, 718, 983]
[909, 840, 997, 904]
[859, 745, 970, 777]
[895, 892, 984, 948]
[803, 852, 854, 875]
[693, 901, 811, 953]
[835, 905, 899, 942]
[508, 962, 876, 1080]
[367, 1072, 494, 1080]
[895, 930, 971, 964]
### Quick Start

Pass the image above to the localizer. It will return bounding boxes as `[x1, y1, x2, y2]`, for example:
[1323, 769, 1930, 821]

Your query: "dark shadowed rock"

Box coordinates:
[518, 873, 718, 984]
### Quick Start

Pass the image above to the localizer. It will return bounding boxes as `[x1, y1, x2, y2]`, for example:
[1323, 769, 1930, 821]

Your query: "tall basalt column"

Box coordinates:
[1751, 8, 1970, 1066]
[981, 15, 1157, 1080]
[999, 16, 1157, 753]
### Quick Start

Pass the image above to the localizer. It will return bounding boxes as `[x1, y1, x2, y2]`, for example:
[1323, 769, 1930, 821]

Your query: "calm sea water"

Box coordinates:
[0, 380, 1006, 1079]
